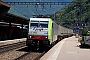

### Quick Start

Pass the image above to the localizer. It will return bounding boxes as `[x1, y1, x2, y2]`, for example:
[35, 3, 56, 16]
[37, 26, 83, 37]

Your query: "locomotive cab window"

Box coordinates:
[39, 21, 48, 28]
[30, 23, 38, 27]
[30, 20, 48, 28]
[39, 23, 48, 28]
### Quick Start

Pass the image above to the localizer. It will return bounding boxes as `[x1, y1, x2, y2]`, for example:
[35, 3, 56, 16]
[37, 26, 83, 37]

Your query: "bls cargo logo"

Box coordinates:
[33, 28, 43, 31]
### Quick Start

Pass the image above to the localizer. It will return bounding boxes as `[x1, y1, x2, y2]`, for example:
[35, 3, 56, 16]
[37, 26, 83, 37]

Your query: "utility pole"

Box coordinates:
[54, 11, 55, 21]
[80, 0, 82, 22]
[78, 0, 82, 35]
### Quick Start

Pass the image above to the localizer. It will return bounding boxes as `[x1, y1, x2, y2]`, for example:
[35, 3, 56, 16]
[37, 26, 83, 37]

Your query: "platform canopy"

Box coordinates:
[0, 13, 29, 26]
[0, 1, 11, 17]
[0, 1, 29, 26]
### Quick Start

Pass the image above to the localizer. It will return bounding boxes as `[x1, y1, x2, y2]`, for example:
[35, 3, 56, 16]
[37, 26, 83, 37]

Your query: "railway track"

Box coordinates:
[15, 51, 45, 60]
[0, 41, 26, 53]
[14, 36, 70, 60]
[0, 36, 72, 60]
[0, 45, 47, 60]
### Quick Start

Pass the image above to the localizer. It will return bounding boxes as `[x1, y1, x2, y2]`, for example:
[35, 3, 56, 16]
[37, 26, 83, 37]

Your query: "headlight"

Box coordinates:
[29, 35, 33, 39]
[30, 36, 32, 38]
[45, 36, 47, 38]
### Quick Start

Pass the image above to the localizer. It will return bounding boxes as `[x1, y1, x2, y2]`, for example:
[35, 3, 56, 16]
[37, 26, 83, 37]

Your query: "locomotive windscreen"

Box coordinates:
[30, 20, 48, 28]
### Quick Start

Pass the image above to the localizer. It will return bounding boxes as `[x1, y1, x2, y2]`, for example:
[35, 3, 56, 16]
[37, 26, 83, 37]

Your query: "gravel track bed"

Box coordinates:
[17, 52, 44, 60]
[0, 46, 28, 60]
[0, 41, 26, 53]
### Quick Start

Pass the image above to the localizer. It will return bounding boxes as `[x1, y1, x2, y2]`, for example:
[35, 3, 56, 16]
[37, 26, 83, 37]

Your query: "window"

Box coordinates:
[40, 23, 48, 28]
[30, 23, 38, 27]
[30, 20, 48, 28]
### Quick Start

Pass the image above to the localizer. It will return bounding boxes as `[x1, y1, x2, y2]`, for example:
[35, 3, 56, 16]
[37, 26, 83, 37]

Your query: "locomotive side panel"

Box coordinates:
[52, 22, 58, 42]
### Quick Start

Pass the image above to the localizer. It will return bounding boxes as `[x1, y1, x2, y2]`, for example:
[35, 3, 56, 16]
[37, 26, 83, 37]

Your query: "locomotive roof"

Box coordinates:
[30, 18, 52, 21]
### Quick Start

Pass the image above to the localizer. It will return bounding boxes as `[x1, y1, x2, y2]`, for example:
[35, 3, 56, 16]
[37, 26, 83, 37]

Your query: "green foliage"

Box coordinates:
[55, 0, 90, 28]
[82, 27, 89, 36]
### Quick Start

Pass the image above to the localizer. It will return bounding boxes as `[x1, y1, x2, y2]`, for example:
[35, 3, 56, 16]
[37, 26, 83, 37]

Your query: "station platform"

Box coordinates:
[40, 36, 90, 60]
[0, 38, 26, 46]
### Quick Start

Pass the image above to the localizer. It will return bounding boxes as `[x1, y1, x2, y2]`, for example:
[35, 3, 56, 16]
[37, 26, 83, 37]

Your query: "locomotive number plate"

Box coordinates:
[33, 32, 37, 34]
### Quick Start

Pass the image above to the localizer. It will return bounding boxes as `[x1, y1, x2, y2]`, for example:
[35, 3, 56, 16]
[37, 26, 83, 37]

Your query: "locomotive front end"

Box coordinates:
[26, 18, 51, 47]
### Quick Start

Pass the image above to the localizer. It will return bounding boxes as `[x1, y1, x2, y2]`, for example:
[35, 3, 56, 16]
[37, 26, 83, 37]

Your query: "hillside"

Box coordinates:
[55, 0, 90, 28]
[3, 0, 72, 19]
